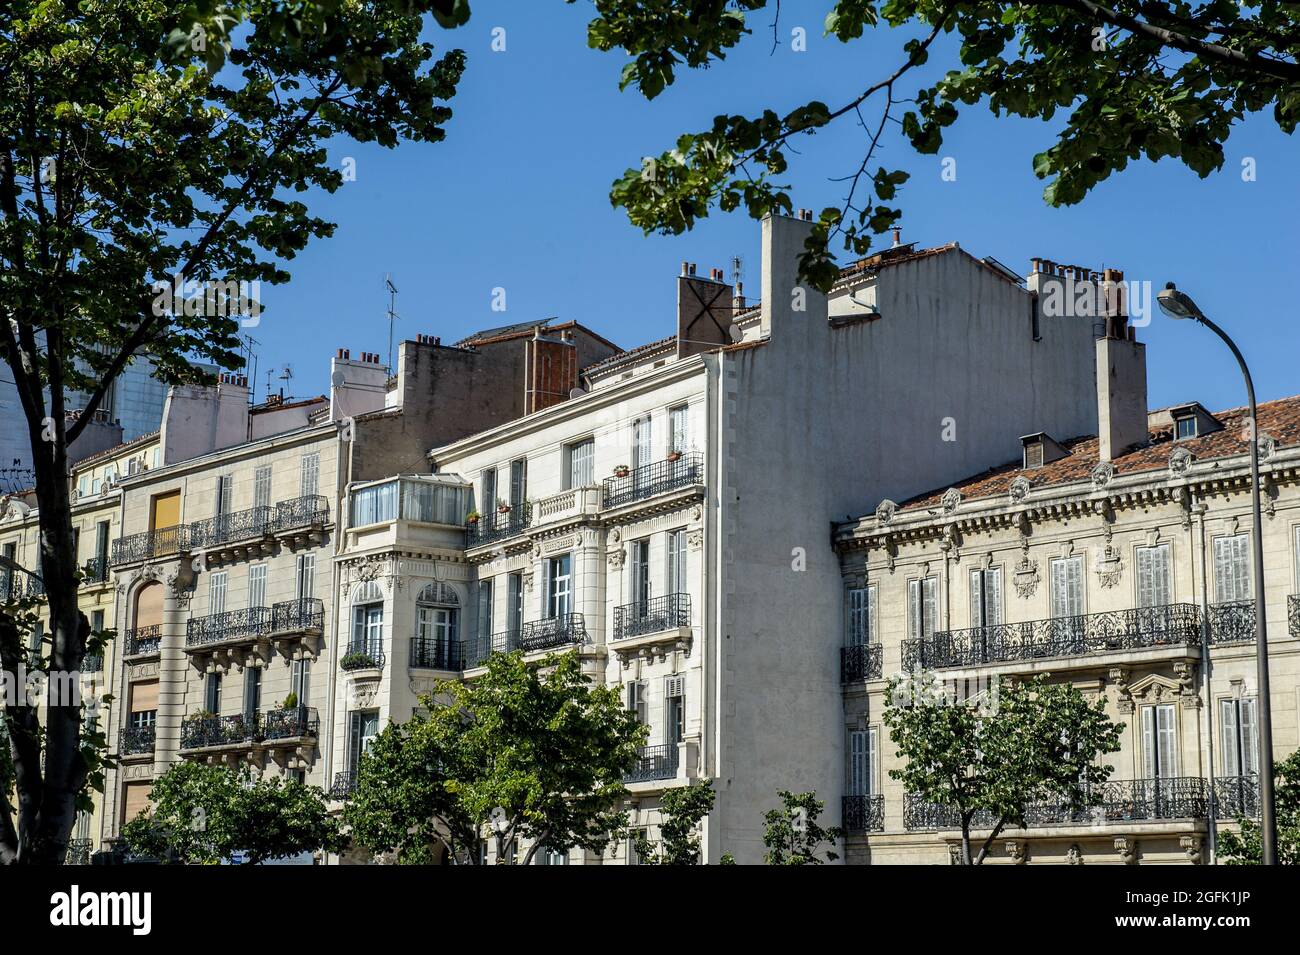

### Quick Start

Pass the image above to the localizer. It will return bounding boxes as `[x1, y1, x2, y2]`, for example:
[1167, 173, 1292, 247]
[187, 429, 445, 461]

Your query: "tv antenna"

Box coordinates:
[731, 255, 744, 287]
[241, 333, 261, 403]
[384, 274, 400, 375]
[278, 364, 294, 400]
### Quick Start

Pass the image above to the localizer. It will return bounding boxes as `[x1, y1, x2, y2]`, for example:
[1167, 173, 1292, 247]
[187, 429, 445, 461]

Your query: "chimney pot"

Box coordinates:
[681, 261, 689, 276]
[892, 227, 901, 248]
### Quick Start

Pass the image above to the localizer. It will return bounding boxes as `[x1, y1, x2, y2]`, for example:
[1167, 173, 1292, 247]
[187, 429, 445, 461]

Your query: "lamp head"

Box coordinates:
[1156, 282, 1203, 321]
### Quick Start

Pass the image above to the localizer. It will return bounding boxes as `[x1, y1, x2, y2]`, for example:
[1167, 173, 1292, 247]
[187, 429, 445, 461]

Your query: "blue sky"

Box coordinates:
[251, 1, 1298, 415]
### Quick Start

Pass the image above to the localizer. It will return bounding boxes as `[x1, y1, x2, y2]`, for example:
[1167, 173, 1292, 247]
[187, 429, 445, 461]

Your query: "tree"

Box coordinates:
[119, 760, 340, 865]
[633, 780, 717, 865]
[1219, 749, 1300, 865]
[345, 650, 646, 865]
[883, 673, 1122, 865]
[762, 790, 842, 865]
[585, 0, 1300, 289]
[0, 0, 468, 863]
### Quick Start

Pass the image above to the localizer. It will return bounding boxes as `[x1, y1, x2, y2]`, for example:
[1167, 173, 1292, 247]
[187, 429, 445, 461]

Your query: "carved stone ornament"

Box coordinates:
[1091, 461, 1115, 489]
[1110, 667, 1133, 715]
[1257, 432, 1277, 461]
[1005, 840, 1027, 865]
[1114, 838, 1138, 865]
[1181, 835, 1203, 865]
[1008, 476, 1032, 504]
[875, 499, 897, 526]
[940, 488, 962, 514]
[1066, 843, 1084, 866]
[1095, 544, 1123, 589]
[687, 529, 704, 550]
[1013, 556, 1040, 599]
[607, 546, 626, 569]
[1168, 446, 1195, 476]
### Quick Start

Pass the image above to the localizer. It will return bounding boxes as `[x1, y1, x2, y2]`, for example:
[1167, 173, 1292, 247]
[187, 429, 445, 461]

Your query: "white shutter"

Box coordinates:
[210, 572, 227, 615]
[249, 564, 267, 608]
[848, 588, 868, 646]
[296, 554, 315, 599]
[1220, 700, 1240, 776]
[1051, 557, 1083, 617]
[300, 453, 320, 498]
[1152, 546, 1171, 605]
[907, 579, 920, 641]
[922, 578, 937, 638]
[1156, 704, 1177, 778]
[1137, 547, 1154, 608]
[849, 730, 869, 796]
[969, 570, 982, 628]
[1141, 705, 1155, 779]
[254, 466, 272, 510]
[986, 569, 1002, 625]
[1214, 535, 1250, 602]
[1241, 699, 1259, 776]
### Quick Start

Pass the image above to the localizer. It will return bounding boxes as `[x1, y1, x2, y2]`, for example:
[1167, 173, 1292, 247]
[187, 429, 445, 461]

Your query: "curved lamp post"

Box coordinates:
[1157, 282, 1276, 865]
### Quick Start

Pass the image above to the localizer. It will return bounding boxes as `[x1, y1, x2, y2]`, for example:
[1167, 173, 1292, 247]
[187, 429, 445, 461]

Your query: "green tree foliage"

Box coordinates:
[1219, 749, 1300, 865]
[762, 790, 842, 865]
[0, 0, 468, 863]
[584, 0, 1300, 289]
[344, 650, 646, 865]
[884, 673, 1122, 864]
[634, 780, 717, 865]
[120, 761, 340, 865]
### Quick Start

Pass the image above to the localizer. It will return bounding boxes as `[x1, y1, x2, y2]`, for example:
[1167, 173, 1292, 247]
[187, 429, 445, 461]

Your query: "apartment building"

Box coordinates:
[832, 311, 1300, 864]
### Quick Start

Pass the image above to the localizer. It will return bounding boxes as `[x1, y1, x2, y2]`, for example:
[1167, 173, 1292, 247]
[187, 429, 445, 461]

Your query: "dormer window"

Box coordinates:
[1025, 442, 1044, 470]
[1174, 415, 1197, 441]
[1020, 432, 1069, 470]
[1166, 403, 1222, 442]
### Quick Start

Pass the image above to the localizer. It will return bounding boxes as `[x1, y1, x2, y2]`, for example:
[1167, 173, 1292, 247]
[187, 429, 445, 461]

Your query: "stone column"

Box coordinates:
[154, 563, 194, 770]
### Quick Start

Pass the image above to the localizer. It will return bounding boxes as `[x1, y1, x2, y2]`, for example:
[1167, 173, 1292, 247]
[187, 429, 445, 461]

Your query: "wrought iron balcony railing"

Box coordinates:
[1291, 595, 1300, 640]
[624, 744, 679, 783]
[410, 635, 464, 670]
[467, 503, 533, 547]
[340, 638, 386, 671]
[181, 712, 259, 750]
[1208, 601, 1256, 646]
[63, 839, 93, 865]
[185, 607, 272, 648]
[903, 777, 1208, 831]
[842, 794, 885, 833]
[111, 526, 189, 566]
[841, 643, 883, 683]
[189, 505, 274, 549]
[274, 494, 330, 531]
[613, 593, 691, 640]
[602, 453, 704, 509]
[463, 629, 520, 668]
[82, 652, 104, 673]
[271, 597, 324, 633]
[520, 613, 587, 653]
[262, 705, 320, 741]
[903, 603, 1201, 670]
[331, 772, 357, 799]
[82, 556, 110, 584]
[1213, 775, 1261, 819]
[123, 625, 162, 657]
[120, 725, 156, 755]
[0, 572, 43, 602]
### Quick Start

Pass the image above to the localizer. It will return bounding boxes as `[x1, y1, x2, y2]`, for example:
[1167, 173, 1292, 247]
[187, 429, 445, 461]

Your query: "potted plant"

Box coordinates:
[465, 509, 480, 526]
[281, 691, 299, 710]
[613, 464, 630, 478]
[496, 498, 511, 514]
[341, 650, 379, 671]
[666, 449, 683, 463]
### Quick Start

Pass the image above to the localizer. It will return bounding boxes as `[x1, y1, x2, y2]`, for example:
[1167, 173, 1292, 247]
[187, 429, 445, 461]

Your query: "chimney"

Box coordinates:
[892, 227, 901, 248]
[676, 263, 736, 359]
[759, 211, 826, 341]
[1096, 309, 1148, 462]
[158, 373, 249, 465]
[525, 330, 578, 414]
[330, 347, 388, 421]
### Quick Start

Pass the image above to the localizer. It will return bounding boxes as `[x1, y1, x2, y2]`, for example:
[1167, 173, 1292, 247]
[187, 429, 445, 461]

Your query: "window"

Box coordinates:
[630, 539, 650, 605]
[1049, 556, 1084, 618]
[849, 727, 879, 796]
[847, 584, 876, 646]
[509, 458, 527, 508]
[350, 481, 397, 525]
[1141, 703, 1177, 778]
[1024, 442, 1044, 470]
[0, 542, 13, 599]
[347, 711, 380, 776]
[667, 529, 687, 596]
[1136, 544, 1172, 607]
[567, 438, 594, 489]
[30, 620, 43, 654]
[907, 577, 938, 640]
[205, 673, 222, 713]
[248, 564, 267, 608]
[633, 416, 652, 471]
[291, 659, 311, 707]
[1295, 525, 1300, 592]
[209, 571, 228, 615]
[480, 467, 497, 518]
[507, 572, 523, 633]
[1175, 415, 1197, 440]
[475, 579, 492, 638]
[78, 475, 89, 497]
[627, 828, 649, 865]
[1221, 698, 1259, 777]
[546, 554, 572, 618]
[295, 554, 315, 599]
[537, 845, 568, 866]
[243, 668, 262, 718]
[665, 675, 685, 745]
[352, 604, 384, 650]
[253, 465, 272, 510]
[94, 520, 110, 573]
[969, 568, 1003, 627]
[215, 474, 232, 517]
[300, 453, 320, 498]
[625, 681, 648, 724]
[400, 480, 470, 524]
[91, 609, 104, 633]
[669, 405, 689, 453]
[1214, 534, 1251, 603]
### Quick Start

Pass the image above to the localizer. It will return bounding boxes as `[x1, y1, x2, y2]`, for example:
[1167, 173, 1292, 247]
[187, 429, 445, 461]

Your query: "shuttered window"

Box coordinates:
[295, 554, 315, 599]
[480, 467, 497, 517]
[625, 681, 648, 724]
[209, 571, 227, 615]
[291, 658, 311, 707]
[215, 474, 232, 517]
[121, 782, 152, 825]
[1050, 556, 1084, 618]
[248, 564, 267, 608]
[667, 530, 687, 596]
[848, 585, 876, 646]
[1136, 544, 1172, 607]
[670, 405, 689, 453]
[849, 727, 878, 796]
[130, 680, 159, 713]
[1220, 698, 1259, 777]
[567, 439, 594, 489]
[476, 579, 493, 638]
[665, 675, 685, 745]
[969, 568, 1003, 627]
[907, 577, 938, 640]
[630, 539, 650, 605]
[254, 465, 272, 510]
[1214, 534, 1251, 603]
[299, 453, 320, 499]
[509, 458, 527, 508]
[1141, 703, 1178, 778]
[633, 417, 652, 470]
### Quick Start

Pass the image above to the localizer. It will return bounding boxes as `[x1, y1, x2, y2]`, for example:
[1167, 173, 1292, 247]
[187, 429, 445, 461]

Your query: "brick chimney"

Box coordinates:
[676, 262, 736, 358]
[1095, 278, 1148, 461]
[330, 347, 388, 421]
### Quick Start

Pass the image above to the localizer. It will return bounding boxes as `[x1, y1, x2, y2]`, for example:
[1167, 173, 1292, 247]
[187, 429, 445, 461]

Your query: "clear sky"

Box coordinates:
[249, 1, 1299, 417]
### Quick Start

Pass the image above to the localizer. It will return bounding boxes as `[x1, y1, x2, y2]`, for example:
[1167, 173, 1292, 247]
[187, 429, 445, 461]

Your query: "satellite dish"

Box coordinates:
[331, 369, 345, 388]
[569, 387, 587, 399]
[727, 324, 743, 344]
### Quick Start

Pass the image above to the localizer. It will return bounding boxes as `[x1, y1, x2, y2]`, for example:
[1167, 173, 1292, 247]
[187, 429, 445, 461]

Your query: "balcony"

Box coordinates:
[410, 635, 463, 671]
[119, 725, 156, 756]
[530, 487, 601, 531]
[190, 505, 275, 563]
[903, 777, 1208, 831]
[1213, 775, 1261, 819]
[185, 608, 272, 664]
[111, 526, 190, 567]
[841, 644, 883, 683]
[1291, 595, 1300, 639]
[270, 597, 325, 656]
[180, 706, 320, 754]
[624, 744, 679, 783]
[330, 772, 357, 800]
[340, 638, 386, 672]
[261, 705, 320, 742]
[82, 652, 104, 673]
[466, 503, 532, 548]
[613, 593, 691, 640]
[842, 794, 885, 833]
[63, 839, 93, 865]
[82, 557, 110, 586]
[122, 625, 162, 659]
[272, 494, 330, 547]
[601, 453, 703, 510]
[902, 603, 1200, 671]
[1208, 601, 1255, 646]
[181, 712, 258, 751]
[462, 614, 588, 668]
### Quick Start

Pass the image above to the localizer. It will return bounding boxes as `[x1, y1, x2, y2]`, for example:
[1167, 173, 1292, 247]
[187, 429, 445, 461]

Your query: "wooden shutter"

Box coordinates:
[922, 578, 937, 638]
[1220, 700, 1240, 776]
[849, 730, 868, 796]
[209, 571, 227, 615]
[907, 579, 920, 641]
[130, 680, 159, 712]
[249, 564, 267, 608]
[121, 782, 152, 824]
[1241, 699, 1259, 776]
[150, 490, 180, 530]
[254, 466, 272, 510]
[848, 588, 868, 646]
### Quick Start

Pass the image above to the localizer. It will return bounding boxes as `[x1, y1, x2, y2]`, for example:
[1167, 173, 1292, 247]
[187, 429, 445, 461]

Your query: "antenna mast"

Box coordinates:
[385, 274, 399, 375]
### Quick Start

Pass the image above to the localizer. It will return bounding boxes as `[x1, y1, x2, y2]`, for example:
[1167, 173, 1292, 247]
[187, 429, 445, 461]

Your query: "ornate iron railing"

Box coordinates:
[1208, 601, 1256, 645]
[903, 777, 1208, 831]
[467, 503, 533, 547]
[82, 652, 104, 673]
[1, 571, 44, 602]
[602, 453, 704, 509]
[63, 839, 93, 865]
[903, 603, 1201, 670]
[624, 744, 679, 783]
[330, 772, 357, 799]
[340, 637, 386, 671]
[1291, 595, 1300, 640]
[189, 505, 274, 549]
[180, 712, 259, 750]
[120, 725, 156, 755]
[613, 593, 691, 640]
[271, 597, 324, 633]
[262, 705, 319, 741]
[841, 644, 883, 683]
[462, 629, 520, 668]
[520, 613, 586, 653]
[185, 607, 272, 648]
[410, 635, 464, 670]
[123, 625, 162, 657]
[1213, 775, 1261, 819]
[82, 556, 110, 584]
[111, 526, 189, 565]
[274, 494, 330, 531]
[842, 794, 885, 833]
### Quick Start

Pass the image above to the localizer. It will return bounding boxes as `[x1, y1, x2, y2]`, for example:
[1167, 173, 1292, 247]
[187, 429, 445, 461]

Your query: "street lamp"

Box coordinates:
[1157, 282, 1277, 865]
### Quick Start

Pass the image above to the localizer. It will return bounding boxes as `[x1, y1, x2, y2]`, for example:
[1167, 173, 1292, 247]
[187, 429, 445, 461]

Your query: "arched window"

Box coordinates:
[416, 582, 459, 646]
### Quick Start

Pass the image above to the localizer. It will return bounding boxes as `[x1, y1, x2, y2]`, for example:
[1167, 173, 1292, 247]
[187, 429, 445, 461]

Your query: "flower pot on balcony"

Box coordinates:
[666, 450, 682, 462]
[614, 465, 630, 478]
[497, 504, 511, 514]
